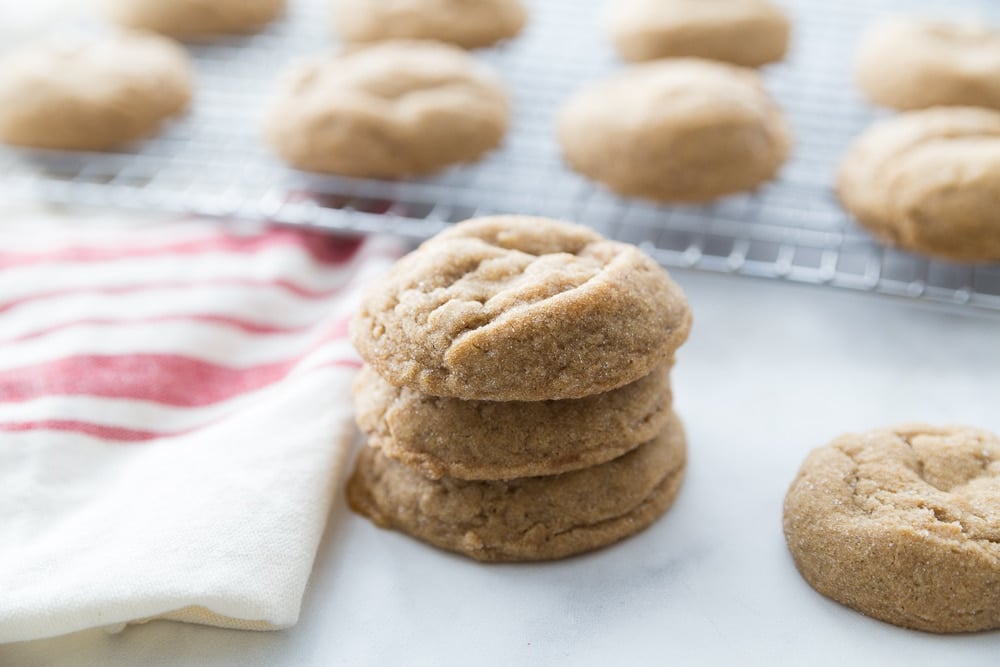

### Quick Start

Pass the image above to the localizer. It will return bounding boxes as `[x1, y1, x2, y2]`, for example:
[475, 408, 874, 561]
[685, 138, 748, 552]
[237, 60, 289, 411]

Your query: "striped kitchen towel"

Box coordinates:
[0, 213, 400, 643]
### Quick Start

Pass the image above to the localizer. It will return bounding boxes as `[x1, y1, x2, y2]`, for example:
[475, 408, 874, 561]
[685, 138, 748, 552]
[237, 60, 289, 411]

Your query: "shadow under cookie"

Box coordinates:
[346, 412, 687, 562]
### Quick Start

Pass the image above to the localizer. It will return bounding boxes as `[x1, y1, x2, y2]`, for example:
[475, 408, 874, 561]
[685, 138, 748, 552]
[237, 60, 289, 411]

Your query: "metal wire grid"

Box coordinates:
[1, 0, 999, 313]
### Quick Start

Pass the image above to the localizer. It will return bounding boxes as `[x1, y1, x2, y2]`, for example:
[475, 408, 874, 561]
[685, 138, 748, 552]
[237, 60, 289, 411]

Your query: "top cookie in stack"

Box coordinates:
[351, 216, 691, 401]
[348, 216, 692, 561]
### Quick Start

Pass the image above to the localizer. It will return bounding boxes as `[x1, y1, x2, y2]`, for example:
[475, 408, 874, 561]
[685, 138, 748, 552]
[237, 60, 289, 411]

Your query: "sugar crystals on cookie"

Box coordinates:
[347, 216, 692, 561]
[784, 424, 1000, 633]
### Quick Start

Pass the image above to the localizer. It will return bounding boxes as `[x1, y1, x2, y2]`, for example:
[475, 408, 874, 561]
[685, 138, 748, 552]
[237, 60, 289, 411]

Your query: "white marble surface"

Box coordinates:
[3, 270, 999, 666]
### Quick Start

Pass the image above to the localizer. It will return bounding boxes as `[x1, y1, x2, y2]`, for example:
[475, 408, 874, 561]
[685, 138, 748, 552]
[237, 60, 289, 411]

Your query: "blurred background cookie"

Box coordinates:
[837, 107, 1000, 262]
[331, 0, 527, 49]
[784, 424, 1000, 633]
[264, 41, 508, 177]
[608, 0, 790, 67]
[558, 58, 790, 202]
[855, 16, 1000, 111]
[0, 31, 192, 151]
[103, 0, 285, 36]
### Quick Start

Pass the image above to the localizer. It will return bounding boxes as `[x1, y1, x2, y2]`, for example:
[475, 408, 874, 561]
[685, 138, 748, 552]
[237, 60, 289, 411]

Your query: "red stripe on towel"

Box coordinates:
[0, 229, 364, 268]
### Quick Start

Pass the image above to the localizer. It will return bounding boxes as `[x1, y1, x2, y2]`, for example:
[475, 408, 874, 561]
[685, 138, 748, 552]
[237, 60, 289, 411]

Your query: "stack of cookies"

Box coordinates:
[346, 216, 693, 561]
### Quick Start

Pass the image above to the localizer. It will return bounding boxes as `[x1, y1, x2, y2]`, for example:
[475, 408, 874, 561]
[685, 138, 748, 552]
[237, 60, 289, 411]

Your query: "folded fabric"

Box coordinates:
[0, 213, 400, 643]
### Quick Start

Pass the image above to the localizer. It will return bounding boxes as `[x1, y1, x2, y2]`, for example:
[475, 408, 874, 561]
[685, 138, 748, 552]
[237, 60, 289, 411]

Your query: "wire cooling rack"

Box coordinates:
[2, 0, 1000, 313]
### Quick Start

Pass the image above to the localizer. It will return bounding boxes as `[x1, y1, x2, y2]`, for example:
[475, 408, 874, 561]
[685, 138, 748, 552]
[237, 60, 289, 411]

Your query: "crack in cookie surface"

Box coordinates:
[784, 423, 1000, 632]
[352, 216, 691, 400]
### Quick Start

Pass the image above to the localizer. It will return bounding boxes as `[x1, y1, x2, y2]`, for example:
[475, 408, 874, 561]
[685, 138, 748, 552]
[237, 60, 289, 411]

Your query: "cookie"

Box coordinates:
[558, 58, 791, 202]
[331, 0, 526, 49]
[348, 412, 687, 562]
[609, 0, 790, 67]
[783, 424, 1000, 633]
[855, 17, 1000, 111]
[104, 0, 284, 35]
[0, 32, 192, 151]
[354, 361, 673, 481]
[350, 216, 692, 401]
[837, 107, 1000, 262]
[264, 41, 508, 177]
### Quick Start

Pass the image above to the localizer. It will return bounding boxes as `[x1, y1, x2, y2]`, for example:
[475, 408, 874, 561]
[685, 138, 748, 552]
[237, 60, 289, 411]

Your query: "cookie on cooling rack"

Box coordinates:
[104, 0, 284, 35]
[264, 41, 508, 177]
[784, 424, 1000, 633]
[350, 216, 691, 401]
[353, 361, 674, 481]
[331, 0, 527, 49]
[347, 411, 687, 562]
[837, 107, 1000, 262]
[0, 32, 192, 151]
[558, 58, 791, 202]
[608, 0, 790, 67]
[855, 17, 1000, 111]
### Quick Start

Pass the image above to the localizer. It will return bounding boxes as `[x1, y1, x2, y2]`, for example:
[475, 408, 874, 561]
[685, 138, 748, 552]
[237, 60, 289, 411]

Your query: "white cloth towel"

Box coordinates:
[0, 214, 398, 643]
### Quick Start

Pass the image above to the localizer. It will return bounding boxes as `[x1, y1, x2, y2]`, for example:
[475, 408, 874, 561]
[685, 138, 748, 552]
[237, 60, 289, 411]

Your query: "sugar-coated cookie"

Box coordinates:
[104, 0, 284, 36]
[348, 412, 687, 562]
[350, 216, 692, 401]
[837, 107, 1000, 262]
[354, 362, 673, 481]
[609, 0, 790, 67]
[856, 17, 1000, 111]
[331, 0, 526, 49]
[0, 32, 192, 151]
[558, 58, 791, 202]
[784, 424, 1000, 633]
[264, 41, 508, 177]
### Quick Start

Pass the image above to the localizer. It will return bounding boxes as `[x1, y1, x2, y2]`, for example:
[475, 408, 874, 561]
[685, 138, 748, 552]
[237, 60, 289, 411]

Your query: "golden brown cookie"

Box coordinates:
[0, 32, 192, 151]
[837, 107, 1000, 262]
[347, 412, 687, 562]
[350, 216, 692, 401]
[855, 17, 1000, 111]
[558, 58, 791, 202]
[609, 0, 790, 67]
[104, 0, 284, 35]
[331, 0, 527, 49]
[264, 41, 508, 177]
[783, 424, 1000, 633]
[354, 362, 673, 481]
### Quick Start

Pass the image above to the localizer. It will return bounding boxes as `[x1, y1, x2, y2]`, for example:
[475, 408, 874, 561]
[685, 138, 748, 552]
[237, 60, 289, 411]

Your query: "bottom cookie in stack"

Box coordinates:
[346, 411, 687, 562]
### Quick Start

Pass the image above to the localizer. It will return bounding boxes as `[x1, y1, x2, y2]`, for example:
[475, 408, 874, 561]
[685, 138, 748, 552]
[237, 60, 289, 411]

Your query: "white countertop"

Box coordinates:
[3, 270, 999, 667]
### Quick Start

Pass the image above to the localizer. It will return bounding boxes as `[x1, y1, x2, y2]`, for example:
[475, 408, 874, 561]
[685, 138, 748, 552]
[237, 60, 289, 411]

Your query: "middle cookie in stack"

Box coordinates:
[347, 215, 692, 561]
